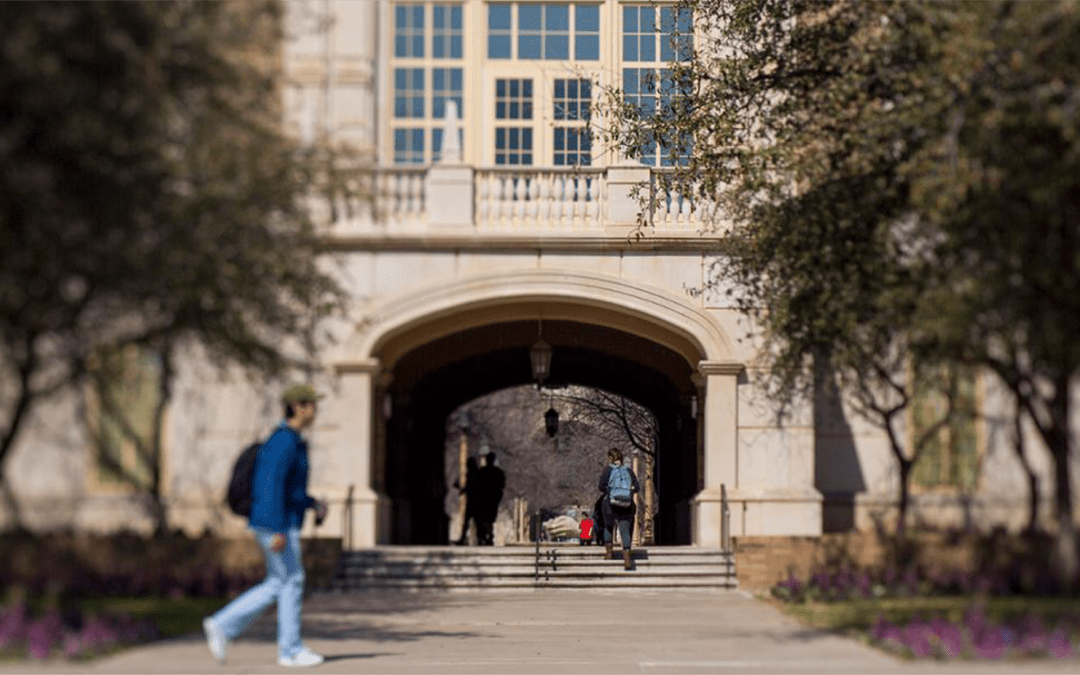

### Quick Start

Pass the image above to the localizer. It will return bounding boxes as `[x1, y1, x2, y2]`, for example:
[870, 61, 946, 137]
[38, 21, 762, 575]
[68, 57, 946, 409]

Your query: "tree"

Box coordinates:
[0, 1, 351, 532]
[603, 0, 1080, 582]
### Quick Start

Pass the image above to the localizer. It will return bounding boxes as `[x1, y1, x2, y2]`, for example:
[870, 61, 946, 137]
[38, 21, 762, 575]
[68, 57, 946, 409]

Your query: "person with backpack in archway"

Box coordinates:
[597, 447, 640, 570]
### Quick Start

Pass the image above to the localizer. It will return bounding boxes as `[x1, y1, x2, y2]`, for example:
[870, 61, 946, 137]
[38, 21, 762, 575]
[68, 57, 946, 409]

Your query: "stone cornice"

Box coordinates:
[698, 361, 746, 377]
[322, 234, 732, 253]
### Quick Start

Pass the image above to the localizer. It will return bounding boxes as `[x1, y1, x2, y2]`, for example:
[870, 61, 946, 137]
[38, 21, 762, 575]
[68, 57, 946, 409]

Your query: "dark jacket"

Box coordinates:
[249, 422, 316, 533]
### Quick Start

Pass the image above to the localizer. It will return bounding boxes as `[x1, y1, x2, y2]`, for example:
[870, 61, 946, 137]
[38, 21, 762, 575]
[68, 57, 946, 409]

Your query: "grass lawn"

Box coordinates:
[78, 596, 226, 639]
[768, 595, 1080, 636]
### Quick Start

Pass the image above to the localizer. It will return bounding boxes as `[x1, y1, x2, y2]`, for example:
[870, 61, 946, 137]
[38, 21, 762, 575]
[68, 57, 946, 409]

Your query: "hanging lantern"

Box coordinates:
[544, 407, 559, 437]
[530, 337, 552, 386]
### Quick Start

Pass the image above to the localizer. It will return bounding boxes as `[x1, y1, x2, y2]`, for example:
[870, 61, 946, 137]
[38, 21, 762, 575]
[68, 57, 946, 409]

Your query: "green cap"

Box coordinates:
[281, 384, 323, 405]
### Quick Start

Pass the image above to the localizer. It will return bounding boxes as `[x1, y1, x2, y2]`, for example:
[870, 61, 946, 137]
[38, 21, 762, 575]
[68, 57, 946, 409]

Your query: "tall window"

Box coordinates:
[391, 2, 466, 165]
[495, 78, 533, 165]
[621, 5, 693, 167]
[553, 78, 591, 166]
[622, 68, 689, 166]
[88, 345, 161, 490]
[488, 3, 600, 60]
[911, 366, 981, 491]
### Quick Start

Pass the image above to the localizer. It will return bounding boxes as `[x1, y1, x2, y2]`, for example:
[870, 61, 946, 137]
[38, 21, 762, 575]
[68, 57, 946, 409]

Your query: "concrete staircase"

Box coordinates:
[330, 545, 737, 591]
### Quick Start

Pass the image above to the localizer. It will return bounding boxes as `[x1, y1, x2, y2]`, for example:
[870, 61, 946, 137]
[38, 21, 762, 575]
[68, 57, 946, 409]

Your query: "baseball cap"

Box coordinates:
[281, 384, 323, 405]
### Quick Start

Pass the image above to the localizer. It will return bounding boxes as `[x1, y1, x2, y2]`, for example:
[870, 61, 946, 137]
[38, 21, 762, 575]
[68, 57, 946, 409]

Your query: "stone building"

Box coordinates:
[2, 0, 1073, 548]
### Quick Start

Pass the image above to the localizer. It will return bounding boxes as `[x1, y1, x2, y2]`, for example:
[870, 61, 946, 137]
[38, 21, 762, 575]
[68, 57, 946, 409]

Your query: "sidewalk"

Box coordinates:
[5, 588, 1078, 675]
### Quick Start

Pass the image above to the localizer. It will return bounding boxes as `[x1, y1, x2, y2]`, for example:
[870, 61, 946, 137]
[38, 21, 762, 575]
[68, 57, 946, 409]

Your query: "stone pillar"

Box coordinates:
[606, 162, 652, 226]
[334, 359, 388, 548]
[692, 361, 743, 547]
[426, 165, 474, 227]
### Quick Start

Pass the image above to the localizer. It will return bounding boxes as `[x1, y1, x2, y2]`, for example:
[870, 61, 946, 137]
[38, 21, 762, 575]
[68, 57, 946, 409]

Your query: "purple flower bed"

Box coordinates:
[0, 602, 158, 661]
[770, 565, 1080, 661]
[871, 607, 1079, 660]
[770, 562, 1065, 604]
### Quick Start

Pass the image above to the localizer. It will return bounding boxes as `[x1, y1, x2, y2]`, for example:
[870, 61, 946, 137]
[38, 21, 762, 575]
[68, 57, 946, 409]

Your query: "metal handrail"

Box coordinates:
[342, 485, 354, 551]
[720, 483, 731, 554]
[534, 509, 541, 582]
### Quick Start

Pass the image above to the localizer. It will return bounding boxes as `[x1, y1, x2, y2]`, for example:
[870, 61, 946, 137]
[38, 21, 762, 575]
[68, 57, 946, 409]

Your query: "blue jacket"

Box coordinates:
[249, 422, 316, 532]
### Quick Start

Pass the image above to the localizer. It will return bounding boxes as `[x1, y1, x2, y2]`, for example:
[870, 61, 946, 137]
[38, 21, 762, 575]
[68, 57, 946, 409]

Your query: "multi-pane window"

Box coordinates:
[554, 78, 591, 166]
[622, 5, 693, 166]
[623, 5, 692, 63]
[394, 68, 425, 118]
[554, 128, 590, 166]
[495, 78, 533, 120]
[554, 78, 590, 121]
[394, 4, 425, 57]
[495, 128, 533, 165]
[390, 2, 465, 165]
[495, 78, 533, 165]
[622, 68, 690, 166]
[432, 68, 464, 118]
[432, 4, 463, 58]
[488, 4, 601, 60]
[520, 4, 568, 59]
[394, 128, 425, 164]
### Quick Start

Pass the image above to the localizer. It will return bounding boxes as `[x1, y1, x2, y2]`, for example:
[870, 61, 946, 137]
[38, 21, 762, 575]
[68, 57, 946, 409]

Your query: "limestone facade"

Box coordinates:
[2, 1, 1077, 547]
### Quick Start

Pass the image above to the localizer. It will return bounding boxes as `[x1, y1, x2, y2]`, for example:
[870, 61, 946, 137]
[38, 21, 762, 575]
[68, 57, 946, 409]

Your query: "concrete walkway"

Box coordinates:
[5, 588, 1078, 674]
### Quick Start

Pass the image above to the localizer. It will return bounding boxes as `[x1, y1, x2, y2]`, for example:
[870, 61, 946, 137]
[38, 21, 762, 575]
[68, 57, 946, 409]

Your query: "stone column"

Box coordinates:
[334, 359, 387, 548]
[692, 361, 743, 547]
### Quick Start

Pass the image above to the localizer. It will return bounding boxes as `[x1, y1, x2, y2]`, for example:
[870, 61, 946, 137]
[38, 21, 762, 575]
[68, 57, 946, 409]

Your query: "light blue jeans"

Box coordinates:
[211, 527, 305, 659]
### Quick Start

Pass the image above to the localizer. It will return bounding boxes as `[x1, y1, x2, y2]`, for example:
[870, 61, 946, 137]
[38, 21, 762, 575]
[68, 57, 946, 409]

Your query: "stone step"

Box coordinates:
[331, 545, 737, 591]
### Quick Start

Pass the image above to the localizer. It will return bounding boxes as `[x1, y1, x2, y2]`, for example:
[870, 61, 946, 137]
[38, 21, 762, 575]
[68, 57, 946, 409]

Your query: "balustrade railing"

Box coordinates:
[343, 165, 710, 236]
[372, 168, 426, 227]
[476, 168, 605, 233]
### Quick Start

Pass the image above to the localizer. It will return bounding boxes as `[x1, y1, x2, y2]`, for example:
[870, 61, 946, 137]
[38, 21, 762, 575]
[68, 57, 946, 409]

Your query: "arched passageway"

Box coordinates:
[378, 319, 700, 545]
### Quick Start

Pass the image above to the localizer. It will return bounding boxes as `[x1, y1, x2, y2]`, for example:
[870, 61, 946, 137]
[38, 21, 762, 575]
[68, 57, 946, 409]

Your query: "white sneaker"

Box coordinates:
[278, 647, 324, 667]
[202, 617, 228, 662]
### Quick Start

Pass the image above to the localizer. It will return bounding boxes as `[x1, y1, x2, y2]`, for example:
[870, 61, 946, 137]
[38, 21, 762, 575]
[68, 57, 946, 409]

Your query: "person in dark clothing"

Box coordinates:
[453, 456, 478, 545]
[597, 447, 641, 570]
[472, 452, 506, 545]
[591, 495, 607, 546]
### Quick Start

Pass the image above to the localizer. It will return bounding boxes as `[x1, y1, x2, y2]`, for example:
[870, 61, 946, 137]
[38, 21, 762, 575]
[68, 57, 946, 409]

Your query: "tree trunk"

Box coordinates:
[897, 459, 911, 533]
[0, 345, 38, 530]
[1048, 383, 1077, 590]
[1012, 402, 1041, 534]
[148, 344, 175, 536]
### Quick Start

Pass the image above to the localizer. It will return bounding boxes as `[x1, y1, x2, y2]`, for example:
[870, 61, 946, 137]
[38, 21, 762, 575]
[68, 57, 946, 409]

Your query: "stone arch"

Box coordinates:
[340, 268, 735, 371]
[329, 268, 746, 547]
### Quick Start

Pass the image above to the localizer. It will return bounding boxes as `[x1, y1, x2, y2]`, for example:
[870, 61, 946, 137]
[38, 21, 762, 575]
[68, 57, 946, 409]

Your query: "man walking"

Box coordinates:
[203, 384, 328, 667]
[473, 451, 505, 546]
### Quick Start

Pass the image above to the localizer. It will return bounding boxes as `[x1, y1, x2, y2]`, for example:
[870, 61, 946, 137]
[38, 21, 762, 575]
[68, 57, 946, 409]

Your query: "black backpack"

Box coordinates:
[226, 442, 262, 517]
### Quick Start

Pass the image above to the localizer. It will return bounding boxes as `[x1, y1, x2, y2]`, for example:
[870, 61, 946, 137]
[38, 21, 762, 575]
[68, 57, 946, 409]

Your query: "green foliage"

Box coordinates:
[0, 2, 353, 494]
[603, 0, 1080, 558]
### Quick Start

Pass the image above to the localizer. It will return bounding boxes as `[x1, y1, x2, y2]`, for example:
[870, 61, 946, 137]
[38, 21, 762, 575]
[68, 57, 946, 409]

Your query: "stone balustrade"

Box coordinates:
[326, 164, 715, 240]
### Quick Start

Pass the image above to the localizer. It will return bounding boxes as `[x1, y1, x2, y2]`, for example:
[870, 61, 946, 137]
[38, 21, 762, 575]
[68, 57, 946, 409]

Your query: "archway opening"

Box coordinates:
[377, 318, 701, 545]
[444, 384, 661, 546]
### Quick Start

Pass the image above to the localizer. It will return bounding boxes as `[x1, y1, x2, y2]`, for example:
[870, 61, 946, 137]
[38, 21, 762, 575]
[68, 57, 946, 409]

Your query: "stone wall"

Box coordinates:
[733, 532, 1002, 590]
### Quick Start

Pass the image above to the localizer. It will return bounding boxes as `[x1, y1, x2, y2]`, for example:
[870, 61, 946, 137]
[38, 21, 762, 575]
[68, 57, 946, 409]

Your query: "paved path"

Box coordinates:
[5, 589, 1078, 674]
